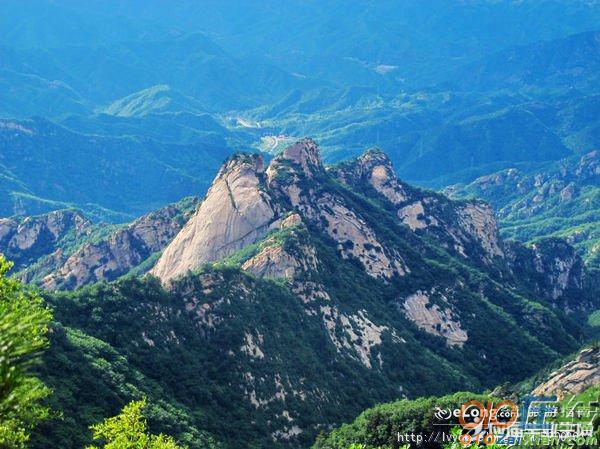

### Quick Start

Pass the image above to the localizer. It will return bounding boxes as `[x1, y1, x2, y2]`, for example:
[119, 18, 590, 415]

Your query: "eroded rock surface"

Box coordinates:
[402, 291, 468, 347]
[152, 154, 280, 283]
[533, 347, 600, 399]
[320, 306, 396, 368]
[43, 202, 193, 289]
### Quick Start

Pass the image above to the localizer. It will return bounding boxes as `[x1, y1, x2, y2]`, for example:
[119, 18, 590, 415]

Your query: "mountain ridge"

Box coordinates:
[11, 138, 595, 449]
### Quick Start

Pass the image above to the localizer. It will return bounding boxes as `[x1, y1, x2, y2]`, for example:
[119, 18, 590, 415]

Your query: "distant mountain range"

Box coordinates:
[1, 1, 599, 200]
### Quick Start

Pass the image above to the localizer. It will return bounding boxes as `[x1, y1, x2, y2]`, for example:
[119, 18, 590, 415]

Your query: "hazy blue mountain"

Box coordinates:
[0, 33, 314, 116]
[450, 30, 600, 93]
[0, 117, 233, 221]
[49, 0, 600, 88]
[0, 0, 599, 217]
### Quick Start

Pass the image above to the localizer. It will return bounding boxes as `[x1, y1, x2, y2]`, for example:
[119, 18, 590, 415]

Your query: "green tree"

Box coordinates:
[0, 256, 52, 448]
[87, 399, 186, 449]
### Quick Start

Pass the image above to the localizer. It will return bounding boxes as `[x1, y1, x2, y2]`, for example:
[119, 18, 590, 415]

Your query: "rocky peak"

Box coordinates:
[343, 148, 395, 179]
[575, 150, 599, 175]
[333, 149, 504, 264]
[220, 152, 265, 177]
[332, 148, 409, 205]
[275, 138, 324, 178]
[268, 144, 409, 281]
[152, 153, 281, 284]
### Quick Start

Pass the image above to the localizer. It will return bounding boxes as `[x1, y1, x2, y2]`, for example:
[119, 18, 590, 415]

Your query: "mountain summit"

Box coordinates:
[12, 139, 597, 449]
[151, 153, 279, 282]
[153, 139, 577, 297]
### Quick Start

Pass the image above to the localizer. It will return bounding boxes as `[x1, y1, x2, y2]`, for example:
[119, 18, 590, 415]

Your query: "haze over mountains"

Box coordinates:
[2, 2, 600, 448]
[1, 1, 600, 218]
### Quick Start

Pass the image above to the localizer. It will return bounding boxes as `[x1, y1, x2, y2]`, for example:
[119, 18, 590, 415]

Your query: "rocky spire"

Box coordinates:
[275, 138, 324, 178]
[151, 153, 280, 283]
[331, 148, 409, 206]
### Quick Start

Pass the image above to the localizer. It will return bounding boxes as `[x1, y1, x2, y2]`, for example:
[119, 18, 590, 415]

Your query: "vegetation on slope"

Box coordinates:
[0, 256, 52, 448]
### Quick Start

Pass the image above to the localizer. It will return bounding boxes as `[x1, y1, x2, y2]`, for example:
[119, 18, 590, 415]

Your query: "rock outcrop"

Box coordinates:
[532, 346, 600, 399]
[0, 210, 91, 269]
[332, 149, 504, 264]
[267, 141, 408, 280]
[506, 238, 588, 311]
[332, 149, 409, 205]
[42, 201, 194, 290]
[152, 154, 281, 283]
[402, 290, 468, 348]
[241, 214, 318, 280]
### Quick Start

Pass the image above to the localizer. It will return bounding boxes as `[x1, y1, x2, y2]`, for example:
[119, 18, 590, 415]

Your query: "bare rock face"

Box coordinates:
[0, 210, 91, 269]
[332, 149, 504, 265]
[42, 202, 192, 290]
[276, 138, 324, 179]
[241, 214, 318, 280]
[402, 290, 468, 348]
[152, 154, 281, 283]
[531, 240, 584, 300]
[319, 306, 399, 368]
[268, 141, 408, 280]
[505, 237, 588, 311]
[456, 201, 504, 260]
[532, 346, 600, 399]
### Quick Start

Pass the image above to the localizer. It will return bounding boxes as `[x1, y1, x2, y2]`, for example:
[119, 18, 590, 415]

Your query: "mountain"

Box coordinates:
[25, 139, 597, 449]
[0, 0, 175, 49]
[447, 151, 600, 267]
[0, 117, 232, 221]
[1, 3, 598, 448]
[4, 197, 196, 289]
[451, 30, 600, 93]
